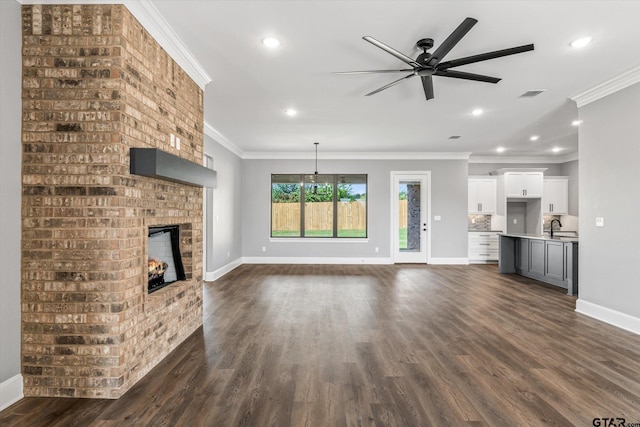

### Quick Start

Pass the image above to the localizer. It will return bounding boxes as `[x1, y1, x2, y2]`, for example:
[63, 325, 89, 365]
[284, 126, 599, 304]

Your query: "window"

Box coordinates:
[271, 174, 367, 238]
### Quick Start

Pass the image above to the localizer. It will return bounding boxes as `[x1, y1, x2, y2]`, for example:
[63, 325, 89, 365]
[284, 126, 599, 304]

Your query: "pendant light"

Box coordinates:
[313, 142, 319, 194]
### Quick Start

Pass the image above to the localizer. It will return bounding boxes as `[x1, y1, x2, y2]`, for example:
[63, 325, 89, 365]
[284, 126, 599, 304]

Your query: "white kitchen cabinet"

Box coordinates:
[468, 232, 499, 263]
[505, 172, 543, 198]
[543, 178, 568, 214]
[468, 179, 496, 214]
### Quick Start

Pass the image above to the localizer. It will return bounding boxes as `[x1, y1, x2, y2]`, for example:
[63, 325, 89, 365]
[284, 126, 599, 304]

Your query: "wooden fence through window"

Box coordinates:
[272, 200, 408, 231]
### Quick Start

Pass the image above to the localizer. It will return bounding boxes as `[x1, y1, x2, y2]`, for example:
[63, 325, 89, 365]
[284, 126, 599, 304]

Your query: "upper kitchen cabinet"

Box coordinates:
[543, 177, 568, 215]
[504, 172, 543, 198]
[468, 178, 497, 214]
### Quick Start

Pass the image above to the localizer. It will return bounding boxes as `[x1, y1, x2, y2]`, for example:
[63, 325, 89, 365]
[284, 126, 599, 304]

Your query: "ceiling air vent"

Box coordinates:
[448, 135, 461, 140]
[519, 90, 546, 98]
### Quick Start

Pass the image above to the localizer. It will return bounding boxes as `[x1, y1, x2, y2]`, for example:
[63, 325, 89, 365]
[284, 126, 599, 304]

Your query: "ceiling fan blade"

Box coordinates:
[438, 44, 535, 70]
[365, 74, 416, 96]
[333, 69, 414, 75]
[363, 36, 421, 67]
[427, 17, 477, 67]
[421, 76, 434, 100]
[435, 69, 501, 83]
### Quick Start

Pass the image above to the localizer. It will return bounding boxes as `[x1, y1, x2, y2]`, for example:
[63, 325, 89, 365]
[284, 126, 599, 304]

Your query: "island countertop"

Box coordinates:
[497, 232, 579, 243]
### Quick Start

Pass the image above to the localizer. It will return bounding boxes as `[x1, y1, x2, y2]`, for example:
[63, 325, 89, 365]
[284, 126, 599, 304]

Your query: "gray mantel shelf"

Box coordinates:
[130, 148, 217, 188]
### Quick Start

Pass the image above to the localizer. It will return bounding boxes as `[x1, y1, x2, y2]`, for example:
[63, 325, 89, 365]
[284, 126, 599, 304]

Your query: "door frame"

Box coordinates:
[390, 171, 431, 263]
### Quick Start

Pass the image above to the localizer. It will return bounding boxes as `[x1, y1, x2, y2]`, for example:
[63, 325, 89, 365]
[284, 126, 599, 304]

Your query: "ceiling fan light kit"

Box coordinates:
[334, 17, 534, 101]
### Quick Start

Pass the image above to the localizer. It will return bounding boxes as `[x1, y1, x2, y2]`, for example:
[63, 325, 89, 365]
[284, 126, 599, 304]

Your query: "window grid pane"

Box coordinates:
[304, 174, 333, 237]
[271, 177, 301, 237]
[337, 175, 367, 238]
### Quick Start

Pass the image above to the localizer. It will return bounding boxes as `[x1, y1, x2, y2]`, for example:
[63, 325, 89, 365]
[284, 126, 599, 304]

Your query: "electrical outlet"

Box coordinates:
[434, 215, 441, 221]
[375, 247, 379, 253]
[471, 218, 476, 224]
[513, 218, 518, 224]
[595, 217, 605, 227]
[261, 246, 266, 252]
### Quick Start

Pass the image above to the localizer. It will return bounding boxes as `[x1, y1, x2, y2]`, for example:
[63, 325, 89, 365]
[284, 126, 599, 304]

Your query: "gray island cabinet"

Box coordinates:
[498, 233, 578, 295]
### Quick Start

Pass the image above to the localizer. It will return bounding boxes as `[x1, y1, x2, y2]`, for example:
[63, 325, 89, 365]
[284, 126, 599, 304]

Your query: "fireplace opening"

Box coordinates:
[148, 225, 186, 294]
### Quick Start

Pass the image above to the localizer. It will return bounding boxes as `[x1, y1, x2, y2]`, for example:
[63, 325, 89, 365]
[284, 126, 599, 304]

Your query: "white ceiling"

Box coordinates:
[151, 0, 640, 159]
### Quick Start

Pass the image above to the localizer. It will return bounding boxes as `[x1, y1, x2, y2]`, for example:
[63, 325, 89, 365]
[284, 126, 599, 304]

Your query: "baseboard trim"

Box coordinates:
[242, 256, 393, 265]
[428, 257, 469, 265]
[204, 258, 242, 281]
[0, 374, 23, 411]
[239, 257, 471, 266]
[575, 299, 640, 336]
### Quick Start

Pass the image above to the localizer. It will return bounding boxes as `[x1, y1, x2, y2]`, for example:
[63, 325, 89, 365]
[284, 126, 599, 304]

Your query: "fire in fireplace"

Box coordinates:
[148, 225, 186, 293]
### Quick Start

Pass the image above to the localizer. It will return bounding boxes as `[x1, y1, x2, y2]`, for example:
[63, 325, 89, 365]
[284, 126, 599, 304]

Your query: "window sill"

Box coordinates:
[269, 238, 369, 243]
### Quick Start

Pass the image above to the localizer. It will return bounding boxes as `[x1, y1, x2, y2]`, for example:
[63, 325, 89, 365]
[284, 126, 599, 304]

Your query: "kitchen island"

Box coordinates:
[498, 233, 578, 295]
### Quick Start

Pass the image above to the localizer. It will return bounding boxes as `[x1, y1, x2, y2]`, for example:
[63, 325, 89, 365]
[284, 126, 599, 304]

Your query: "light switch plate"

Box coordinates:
[595, 217, 605, 227]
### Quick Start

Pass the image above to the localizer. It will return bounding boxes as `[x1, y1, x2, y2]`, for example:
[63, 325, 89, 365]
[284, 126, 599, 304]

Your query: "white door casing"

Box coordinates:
[390, 171, 431, 263]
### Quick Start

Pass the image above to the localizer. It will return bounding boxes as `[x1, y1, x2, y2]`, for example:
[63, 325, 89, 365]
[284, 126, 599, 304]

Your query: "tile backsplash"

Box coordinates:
[468, 215, 492, 231]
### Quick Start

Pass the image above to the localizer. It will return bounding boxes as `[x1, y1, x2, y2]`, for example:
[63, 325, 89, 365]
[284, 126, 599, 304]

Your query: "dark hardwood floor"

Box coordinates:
[2, 264, 640, 426]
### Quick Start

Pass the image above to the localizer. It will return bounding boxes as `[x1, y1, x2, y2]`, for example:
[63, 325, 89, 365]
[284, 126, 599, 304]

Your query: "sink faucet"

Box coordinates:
[550, 218, 562, 238]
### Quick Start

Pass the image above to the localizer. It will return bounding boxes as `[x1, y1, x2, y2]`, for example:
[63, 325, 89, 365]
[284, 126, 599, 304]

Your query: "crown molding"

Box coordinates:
[242, 151, 471, 160]
[204, 122, 244, 158]
[18, 0, 212, 90]
[571, 64, 640, 108]
[469, 152, 578, 164]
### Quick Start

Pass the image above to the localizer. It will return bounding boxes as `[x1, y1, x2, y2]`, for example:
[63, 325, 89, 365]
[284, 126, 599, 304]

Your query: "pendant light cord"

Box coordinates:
[314, 142, 319, 176]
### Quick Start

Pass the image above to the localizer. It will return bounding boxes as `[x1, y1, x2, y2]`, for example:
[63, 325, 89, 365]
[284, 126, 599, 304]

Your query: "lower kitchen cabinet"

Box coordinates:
[529, 240, 545, 276]
[544, 240, 565, 282]
[468, 232, 499, 263]
[503, 235, 578, 295]
[515, 238, 528, 271]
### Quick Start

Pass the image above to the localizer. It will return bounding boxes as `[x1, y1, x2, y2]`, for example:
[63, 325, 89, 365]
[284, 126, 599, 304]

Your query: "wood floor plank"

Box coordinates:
[2, 264, 640, 426]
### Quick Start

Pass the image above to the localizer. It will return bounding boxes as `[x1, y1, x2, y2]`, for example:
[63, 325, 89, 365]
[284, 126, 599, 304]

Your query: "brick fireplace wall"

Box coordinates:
[21, 4, 204, 398]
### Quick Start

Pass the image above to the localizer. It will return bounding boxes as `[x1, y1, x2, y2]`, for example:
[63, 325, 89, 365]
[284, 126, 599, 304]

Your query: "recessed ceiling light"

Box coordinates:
[552, 147, 563, 153]
[284, 108, 297, 117]
[530, 135, 540, 141]
[471, 108, 483, 116]
[262, 37, 282, 48]
[570, 37, 592, 48]
[572, 120, 583, 126]
[496, 146, 506, 153]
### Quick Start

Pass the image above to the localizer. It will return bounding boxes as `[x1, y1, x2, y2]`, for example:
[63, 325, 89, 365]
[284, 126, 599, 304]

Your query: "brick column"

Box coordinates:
[21, 4, 203, 398]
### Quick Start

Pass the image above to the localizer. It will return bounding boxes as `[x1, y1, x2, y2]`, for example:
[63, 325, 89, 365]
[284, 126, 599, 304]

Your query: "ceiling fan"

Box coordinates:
[334, 17, 534, 101]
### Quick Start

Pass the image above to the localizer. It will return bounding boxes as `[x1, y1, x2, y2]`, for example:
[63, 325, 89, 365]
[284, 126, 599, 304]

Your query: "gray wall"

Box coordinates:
[578, 82, 640, 319]
[203, 136, 243, 272]
[241, 158, 469, 259]
[0, 0, 23, 384]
